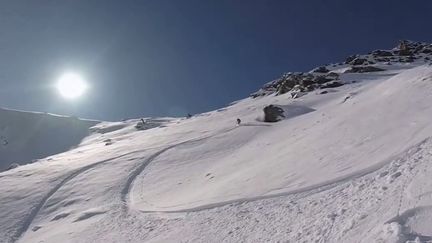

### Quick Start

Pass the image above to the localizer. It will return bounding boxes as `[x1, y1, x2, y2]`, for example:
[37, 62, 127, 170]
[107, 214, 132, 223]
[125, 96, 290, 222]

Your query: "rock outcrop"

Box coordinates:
[344, 66, 385, 73]
[263, 105, 285, 122]
[251, 40, 432, 99]
[251, 72, 340, 98]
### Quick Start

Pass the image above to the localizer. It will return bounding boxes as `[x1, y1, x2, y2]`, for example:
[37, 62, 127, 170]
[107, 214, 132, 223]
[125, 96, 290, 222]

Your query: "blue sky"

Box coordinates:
[1, 0, 432, 120]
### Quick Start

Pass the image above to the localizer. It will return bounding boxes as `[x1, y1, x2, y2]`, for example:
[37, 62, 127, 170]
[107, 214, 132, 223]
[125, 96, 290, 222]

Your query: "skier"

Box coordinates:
[236, 118, 241, 126]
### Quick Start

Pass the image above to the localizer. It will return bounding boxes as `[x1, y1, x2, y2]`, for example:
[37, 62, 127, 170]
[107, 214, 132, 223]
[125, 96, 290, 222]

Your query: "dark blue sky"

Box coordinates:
[1, 0, 431, 120]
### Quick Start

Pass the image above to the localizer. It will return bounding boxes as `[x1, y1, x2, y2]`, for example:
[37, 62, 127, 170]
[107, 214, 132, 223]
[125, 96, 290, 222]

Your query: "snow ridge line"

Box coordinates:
[121, 126, 239, 210]
[138, 138, 431, 214]
[11, 151, 144, 243]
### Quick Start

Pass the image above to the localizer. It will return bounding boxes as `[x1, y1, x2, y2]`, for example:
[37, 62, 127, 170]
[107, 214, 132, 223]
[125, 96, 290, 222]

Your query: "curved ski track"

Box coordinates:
[126, 134, 428, 214]
[12, 150, 145, 242]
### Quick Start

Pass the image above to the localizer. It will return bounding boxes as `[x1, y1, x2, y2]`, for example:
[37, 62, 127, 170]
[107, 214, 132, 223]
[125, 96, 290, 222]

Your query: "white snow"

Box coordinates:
[1, 60, 432, 242]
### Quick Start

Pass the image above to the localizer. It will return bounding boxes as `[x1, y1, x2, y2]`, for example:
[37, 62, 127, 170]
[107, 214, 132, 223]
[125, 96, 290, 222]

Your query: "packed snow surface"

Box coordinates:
[1, 53, 432, 241]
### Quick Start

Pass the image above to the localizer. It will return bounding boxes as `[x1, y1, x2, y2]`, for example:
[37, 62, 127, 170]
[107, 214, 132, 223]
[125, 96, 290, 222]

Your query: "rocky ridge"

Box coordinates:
[252, 40, 432, 98]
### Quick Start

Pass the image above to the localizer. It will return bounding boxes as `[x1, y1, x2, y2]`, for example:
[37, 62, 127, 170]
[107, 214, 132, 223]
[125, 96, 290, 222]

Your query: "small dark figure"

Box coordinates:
[186, 113, 192, 119]
[236, 118, 241, 125]
[141, 118, 146, 125]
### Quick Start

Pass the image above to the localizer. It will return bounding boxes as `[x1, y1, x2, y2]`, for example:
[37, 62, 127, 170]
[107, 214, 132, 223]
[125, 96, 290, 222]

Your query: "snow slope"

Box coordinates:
[0, 108, 98, 172]
[1, 43, 432, 243]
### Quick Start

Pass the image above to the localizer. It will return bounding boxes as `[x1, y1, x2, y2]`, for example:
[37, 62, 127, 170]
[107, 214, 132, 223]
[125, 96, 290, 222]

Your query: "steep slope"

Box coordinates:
[1, 41, 432, 243]
[129, 65, 432, 212]
[0, 108, 98, 172]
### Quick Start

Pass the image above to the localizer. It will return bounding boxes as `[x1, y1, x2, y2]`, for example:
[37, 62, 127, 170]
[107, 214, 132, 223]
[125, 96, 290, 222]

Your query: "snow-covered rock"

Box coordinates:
[252, 40, 432, 98]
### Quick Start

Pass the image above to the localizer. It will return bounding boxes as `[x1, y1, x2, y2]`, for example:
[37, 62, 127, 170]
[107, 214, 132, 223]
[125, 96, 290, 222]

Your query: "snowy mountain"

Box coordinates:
[0, 108, 98, 172]
[1, 40, 432, 243]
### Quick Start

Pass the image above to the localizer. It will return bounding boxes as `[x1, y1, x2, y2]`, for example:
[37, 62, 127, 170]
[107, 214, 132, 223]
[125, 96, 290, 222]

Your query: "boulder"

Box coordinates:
[320, 81, 344, 89]
[135, 121, 146, 130]
[326, 72, 340, 78]
[314, 75, 334, 84]
[276, 80, 294, 95]
[398, 40, 411, 56]
[275, 73, 312, 95]
[372, 50, 393, 57]
[376, 57, 391, 62]
[421, 48, 432, 54]
[312, 66, 330, 73]
[299, 77, 315, 87]
[345, 55, 358, 64]
[344, 66, 385, 73]
[350, 58, 368, 65]
[263, 105, 285, 122]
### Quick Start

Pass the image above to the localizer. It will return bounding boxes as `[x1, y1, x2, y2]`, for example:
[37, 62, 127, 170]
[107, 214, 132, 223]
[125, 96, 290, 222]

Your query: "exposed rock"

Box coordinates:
[398, 56, 415, 63]
[421, 48, 432, 54]
[315, 76, 334, 84]
[406, 56, 415, 62]
[251, 40, 432, 98]
[251, 85, 277, 98]
[290, 85, 308, 99]
[276, 81, 294, 95]
[320, 81, 344, 89]
[399, 50, 412, 56]
[398, 40, 412, 56]
[253, 71, 341, 98]
[135, 121, 147, 130]
[344, 66, 385, 73]
[372, 50, 393, 57]
[375, 57, 391, 62]
[263, 105, 285, 122]
[299, 78, 315, 88]
[7, 163, 19, 170]
[345, 55, 358, 64]
[312, 66, 330, 73]
[276, 73, 306, 95]
[350, 58, 368, 65]
[326, 72, 340, 78]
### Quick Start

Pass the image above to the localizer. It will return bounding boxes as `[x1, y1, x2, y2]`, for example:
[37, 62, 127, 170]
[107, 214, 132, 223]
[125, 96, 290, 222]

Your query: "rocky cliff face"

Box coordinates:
[252, 40, 432, 98]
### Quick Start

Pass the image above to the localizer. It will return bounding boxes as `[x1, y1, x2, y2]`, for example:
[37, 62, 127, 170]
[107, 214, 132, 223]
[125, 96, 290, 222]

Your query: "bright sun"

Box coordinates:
[57, 73, 88, 99]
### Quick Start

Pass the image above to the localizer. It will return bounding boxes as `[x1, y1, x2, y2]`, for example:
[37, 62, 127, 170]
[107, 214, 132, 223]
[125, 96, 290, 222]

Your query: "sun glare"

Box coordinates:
[57, 73, 88, 99]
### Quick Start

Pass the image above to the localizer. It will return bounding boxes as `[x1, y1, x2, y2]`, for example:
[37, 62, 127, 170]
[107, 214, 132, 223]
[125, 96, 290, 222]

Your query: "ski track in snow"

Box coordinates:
[12, 115, 432, 242]
[132, 139, 427, 214]
[121, 126, 239, 210]
[13, 126, 240, 242]
[86, 136, 432, 243]
[12, 151, 146, 243]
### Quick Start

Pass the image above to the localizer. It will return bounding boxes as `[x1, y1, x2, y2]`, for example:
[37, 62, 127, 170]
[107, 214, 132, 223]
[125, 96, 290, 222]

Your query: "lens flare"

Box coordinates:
[57, 73, 88, 99]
